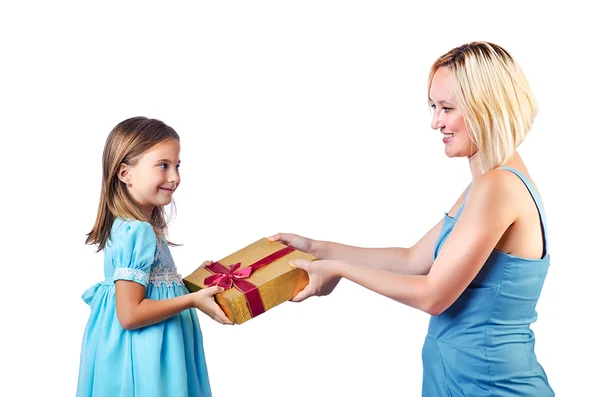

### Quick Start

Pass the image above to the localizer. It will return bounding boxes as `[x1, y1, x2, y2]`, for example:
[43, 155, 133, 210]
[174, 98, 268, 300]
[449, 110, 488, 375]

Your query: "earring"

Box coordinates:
[127, 182, 132, 188]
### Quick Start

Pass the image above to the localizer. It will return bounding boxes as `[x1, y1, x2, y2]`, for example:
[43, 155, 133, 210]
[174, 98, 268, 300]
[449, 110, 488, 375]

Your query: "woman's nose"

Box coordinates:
[431, 111, 444, 130]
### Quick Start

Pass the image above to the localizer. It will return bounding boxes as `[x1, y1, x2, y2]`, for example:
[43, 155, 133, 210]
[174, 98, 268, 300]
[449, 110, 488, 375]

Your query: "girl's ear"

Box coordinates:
[117, 163, 130, 184]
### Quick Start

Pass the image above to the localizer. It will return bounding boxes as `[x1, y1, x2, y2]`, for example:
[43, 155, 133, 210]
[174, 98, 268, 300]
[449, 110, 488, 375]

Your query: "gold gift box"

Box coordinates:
[183, 238, 315, 324]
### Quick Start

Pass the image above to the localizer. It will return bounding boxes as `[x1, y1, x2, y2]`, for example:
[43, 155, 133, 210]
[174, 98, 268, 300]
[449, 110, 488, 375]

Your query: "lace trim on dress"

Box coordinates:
[148, 265, 184, 287]
[114, 267, 149, 284]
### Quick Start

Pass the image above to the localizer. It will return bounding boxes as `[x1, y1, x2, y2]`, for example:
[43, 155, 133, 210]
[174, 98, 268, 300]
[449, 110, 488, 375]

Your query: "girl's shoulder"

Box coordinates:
[111, 217, 152, 232]
[107, 218, 157, 250]
[105, 218, 158, 272]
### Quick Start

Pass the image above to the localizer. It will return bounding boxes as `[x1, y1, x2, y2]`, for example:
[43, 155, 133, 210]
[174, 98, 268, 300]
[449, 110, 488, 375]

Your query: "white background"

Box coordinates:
[1, 1, 598, 396]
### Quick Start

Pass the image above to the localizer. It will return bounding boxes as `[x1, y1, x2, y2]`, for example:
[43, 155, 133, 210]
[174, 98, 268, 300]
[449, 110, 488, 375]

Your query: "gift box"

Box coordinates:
[183, 238, 315, 324]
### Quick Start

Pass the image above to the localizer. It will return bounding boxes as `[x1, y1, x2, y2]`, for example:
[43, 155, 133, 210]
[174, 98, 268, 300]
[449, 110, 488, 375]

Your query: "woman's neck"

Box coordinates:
[468, 151, 484, 182]
[468, 150, 522, 183]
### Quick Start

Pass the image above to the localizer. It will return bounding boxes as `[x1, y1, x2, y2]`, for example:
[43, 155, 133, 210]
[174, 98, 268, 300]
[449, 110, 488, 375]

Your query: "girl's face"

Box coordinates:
[120, 139, 181, 217]
[429, 66, 478, 159]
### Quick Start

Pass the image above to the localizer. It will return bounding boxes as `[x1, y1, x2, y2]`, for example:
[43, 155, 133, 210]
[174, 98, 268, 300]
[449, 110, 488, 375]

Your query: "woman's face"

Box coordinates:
[429, 66, 478, 159]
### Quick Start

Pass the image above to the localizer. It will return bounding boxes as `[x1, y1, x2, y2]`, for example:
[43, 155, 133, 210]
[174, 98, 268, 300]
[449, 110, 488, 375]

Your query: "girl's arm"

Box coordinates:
[115, 266, 231, 330]
[115, 281, 196, 330]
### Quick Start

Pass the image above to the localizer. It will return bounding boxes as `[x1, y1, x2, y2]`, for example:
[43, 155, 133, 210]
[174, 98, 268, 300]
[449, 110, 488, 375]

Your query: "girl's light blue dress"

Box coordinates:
[422, 167, 554, 396]
[77, 218, 212, 397]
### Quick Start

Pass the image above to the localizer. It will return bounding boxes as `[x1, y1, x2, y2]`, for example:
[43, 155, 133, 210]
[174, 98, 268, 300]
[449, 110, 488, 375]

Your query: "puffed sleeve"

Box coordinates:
[110, 220, 157, 287]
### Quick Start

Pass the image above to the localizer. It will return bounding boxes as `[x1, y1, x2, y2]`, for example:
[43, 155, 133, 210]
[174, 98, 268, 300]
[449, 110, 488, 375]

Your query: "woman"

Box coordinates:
[271, 42, 554, 396]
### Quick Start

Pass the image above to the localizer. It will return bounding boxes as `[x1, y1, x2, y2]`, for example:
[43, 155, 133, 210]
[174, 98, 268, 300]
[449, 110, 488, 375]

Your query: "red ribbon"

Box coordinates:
[203, 245, 295, 318]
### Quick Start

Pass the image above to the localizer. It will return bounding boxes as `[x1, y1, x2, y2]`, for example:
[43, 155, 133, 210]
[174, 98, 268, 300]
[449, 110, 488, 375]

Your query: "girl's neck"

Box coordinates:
[141, 207, 155, 222]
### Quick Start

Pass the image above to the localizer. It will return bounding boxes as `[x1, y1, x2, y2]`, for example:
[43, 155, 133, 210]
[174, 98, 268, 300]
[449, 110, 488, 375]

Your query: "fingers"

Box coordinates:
[211, 306, 233, 325]
[191, 261, 213, 272]
[200, 292, 233, 325]
[194, 260, 213, 271]
[267, 233, 294, 243]
[289, 258, 311, 271]
[203, 285, 224, 297]
[266, 233, 281, 241]
[292, 284, 314, 302]
[290, 259, 319, 301]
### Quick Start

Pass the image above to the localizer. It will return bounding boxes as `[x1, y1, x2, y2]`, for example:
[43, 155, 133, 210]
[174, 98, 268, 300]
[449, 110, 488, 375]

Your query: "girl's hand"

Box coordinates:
[190, 286, 232, 324]
[268, 233, 316, 256]
[190, 261, 232, 325]
[289, 259, 343, 302]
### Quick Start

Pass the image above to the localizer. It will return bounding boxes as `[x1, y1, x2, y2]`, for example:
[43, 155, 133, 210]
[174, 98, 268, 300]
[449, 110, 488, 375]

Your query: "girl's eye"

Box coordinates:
[442, 107, 452, 112]
[176, 164, 180, 171]
[159, 163, 168, 169]
[430, 103, 436, 110]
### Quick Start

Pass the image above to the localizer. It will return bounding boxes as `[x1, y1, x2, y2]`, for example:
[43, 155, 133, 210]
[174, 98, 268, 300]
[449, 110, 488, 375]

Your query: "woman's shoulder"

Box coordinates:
[471, 166, 541, 214]
[483, 166, 540, 194]
[480, 167, 520, 186]
[463, 169, 518, 213]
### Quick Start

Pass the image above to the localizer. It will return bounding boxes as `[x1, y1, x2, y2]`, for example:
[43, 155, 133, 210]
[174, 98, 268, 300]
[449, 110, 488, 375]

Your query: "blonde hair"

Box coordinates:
[428, 42, 537, 172]
[86, 117, 180, 251]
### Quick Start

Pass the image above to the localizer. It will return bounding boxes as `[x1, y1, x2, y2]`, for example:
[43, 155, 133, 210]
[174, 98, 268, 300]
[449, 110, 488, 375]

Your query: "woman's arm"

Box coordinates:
[273, 187, 469, 276]
[272, 219, 443, 276]
[312, 218, 444, 275]
[292, 172, 516, 314]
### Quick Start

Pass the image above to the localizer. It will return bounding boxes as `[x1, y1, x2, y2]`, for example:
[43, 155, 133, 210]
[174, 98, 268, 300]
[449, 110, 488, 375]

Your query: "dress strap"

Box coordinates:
[454, 184, 471, 219]
[499, 166, 548, 256]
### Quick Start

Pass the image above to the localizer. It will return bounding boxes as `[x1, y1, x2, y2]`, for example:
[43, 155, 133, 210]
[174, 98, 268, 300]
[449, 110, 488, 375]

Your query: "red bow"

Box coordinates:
[204, 262, 253, 289]
[203, 245, 295, 319]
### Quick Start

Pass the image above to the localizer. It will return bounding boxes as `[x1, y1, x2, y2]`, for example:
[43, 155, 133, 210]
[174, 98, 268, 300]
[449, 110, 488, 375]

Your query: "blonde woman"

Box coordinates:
[272, 42, 554, 396]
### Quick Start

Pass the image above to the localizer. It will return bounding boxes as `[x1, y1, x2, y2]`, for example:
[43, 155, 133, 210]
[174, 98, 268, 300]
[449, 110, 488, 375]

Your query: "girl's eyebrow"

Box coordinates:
[155, 159, 181, 164]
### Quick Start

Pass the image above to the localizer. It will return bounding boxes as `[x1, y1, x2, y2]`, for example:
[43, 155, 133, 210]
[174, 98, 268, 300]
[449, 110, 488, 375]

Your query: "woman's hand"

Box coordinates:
[190, 261, 233, 325]
[268, 233, 317, 257]
[289, 259, 343, 302]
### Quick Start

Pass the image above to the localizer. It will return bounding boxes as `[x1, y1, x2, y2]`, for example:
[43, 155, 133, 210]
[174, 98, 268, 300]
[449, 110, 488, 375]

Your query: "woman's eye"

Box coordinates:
[442, 107, 452, 112]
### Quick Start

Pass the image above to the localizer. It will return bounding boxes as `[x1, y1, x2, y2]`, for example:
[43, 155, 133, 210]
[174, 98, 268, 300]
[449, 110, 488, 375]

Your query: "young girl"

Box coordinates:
[77, 117, 231, 397]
